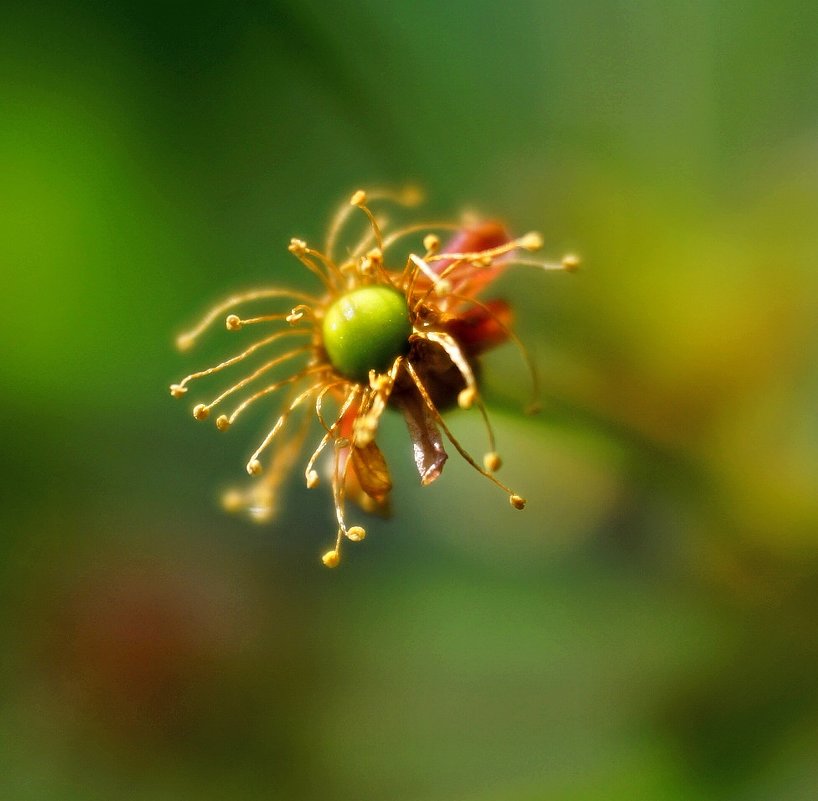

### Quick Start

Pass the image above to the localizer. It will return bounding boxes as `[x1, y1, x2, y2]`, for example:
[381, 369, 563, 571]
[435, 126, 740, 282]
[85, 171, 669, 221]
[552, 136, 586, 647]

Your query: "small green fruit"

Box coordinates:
[322, 286, 412, 382]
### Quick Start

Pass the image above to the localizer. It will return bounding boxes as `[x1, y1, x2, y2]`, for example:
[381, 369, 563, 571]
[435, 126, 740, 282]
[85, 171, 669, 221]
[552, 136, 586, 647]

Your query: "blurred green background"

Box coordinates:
[2, 1, 818, 799]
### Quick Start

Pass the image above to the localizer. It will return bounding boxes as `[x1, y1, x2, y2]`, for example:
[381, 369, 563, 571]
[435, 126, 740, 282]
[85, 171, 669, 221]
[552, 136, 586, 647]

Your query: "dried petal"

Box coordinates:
[392, 388, 448, 485]
[350, 440, 392, 501]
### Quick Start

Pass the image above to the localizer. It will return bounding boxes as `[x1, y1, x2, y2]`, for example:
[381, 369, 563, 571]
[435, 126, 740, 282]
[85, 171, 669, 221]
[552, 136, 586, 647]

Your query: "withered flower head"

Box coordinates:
[170, 189, 578, 567]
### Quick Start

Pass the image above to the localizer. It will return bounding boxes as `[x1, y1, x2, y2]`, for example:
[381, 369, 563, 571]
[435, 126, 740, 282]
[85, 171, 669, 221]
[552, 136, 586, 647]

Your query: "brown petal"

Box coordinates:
[350, 441, 393, 501]
[393, 388, 448, 485]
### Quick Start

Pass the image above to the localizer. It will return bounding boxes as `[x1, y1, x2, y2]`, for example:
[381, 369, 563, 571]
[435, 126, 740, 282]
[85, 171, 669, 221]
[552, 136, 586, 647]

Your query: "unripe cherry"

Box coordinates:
[321, 285, 412, 382]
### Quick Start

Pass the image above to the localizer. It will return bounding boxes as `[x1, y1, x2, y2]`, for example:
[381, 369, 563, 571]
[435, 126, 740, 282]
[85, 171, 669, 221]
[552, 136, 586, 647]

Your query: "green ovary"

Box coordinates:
[322, 286, 412, 382]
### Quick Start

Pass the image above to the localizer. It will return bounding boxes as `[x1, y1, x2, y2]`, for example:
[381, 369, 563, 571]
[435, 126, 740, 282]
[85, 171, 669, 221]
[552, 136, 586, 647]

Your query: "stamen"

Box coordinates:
[447, 292, 541, 413]
[305, 434, 331, 485]
[314, 382, 354, 434]
[302, 244, 346, 285]
[405, 360, 525, 507]
[475, 396, 498, 459]
[321, 549, 340, 568]
[393, 230, 452, 290]
[427, 232, 542, 265]
[198, 344, 311, 416]
[408, 254, 451, 297]
[353, 357, 403, 446]
[417, 331, 498, 459]
[330, 423, 367, 547]
[225, 408, 315, 522]
[410, 258, 466, 310]
[325, 199, 360, 263]
[421, 331, 478, 409]
[221, 489, 245, 513]
[519, 232, 543, 251]
[226, 312, 297, 331]
[349, 217, 388, 262]
[226, 365, 326, 426]
[484, 451, 502, 472]
[286, 304, 315, 325]
[305, 387, 359, 483]
[346, 526, 366, 542]
[244, 382, 323, 474]
[288, 239, 335, 291]
[331, 440, 349, 542]
[175, 288, 317, 351]
[562, 254, 580, 271]
[324, 186, 421, 262]
[458, 387, 476, 409]
[381, 221, 459, 252]
[357, 247, 391, 283]
[413, 233, 554, 306]
[317, 386, 366, 562]
[350, 191, 385, 257]
[171, 329, 310, 395]
[423, 233, 440, 254]
[500, 256, 580, 272]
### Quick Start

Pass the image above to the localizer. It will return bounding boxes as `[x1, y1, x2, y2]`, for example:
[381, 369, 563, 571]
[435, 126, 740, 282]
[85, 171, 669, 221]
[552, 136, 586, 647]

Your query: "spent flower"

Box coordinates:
[171, 188, 577, 566]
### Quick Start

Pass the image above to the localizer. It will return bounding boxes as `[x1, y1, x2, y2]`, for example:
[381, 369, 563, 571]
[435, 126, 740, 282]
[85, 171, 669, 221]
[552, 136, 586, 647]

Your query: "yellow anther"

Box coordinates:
[216, 415, 230, 431]
[225, 314, 242, 331]
[170, 384, 187, 398]
[423, 233, 440, 253]
[350, 189, 367, 206]
[346, 526, 366, 542]
[221, 490, 244, 513]
[562, 253, 580, 271]
[483, 452, 502, 472]
[520, 232, 544, 251]
[175, 333, 195, 352]
[306, 469, 320, 489]
[369, 371, 389, 391]
[246, 459, 262, 476]
[400, 185, 423, 205]
[433, 278, 452, 296]
[288, 238, 307, 254]
[458, 387, 476, 410]
[509, 494, 526, 510]
[193, 404, 209, 421]
[321, 549, 340, 568]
